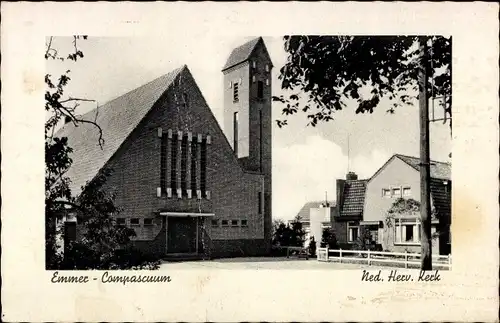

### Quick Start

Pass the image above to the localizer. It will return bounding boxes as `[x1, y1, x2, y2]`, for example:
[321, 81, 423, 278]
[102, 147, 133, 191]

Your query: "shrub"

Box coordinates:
[308, 236, 317, 257]
[61, 242, 161, 270]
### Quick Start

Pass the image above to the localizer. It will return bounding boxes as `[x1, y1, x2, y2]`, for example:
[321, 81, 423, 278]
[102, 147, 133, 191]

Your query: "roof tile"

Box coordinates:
[55, 66, 184, 196]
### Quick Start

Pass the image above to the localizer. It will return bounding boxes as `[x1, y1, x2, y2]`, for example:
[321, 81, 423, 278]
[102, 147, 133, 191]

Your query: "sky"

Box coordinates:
[47, 36, 452, 222]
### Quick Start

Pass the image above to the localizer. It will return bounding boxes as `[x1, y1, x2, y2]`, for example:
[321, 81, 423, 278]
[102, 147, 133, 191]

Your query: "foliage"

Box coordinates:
[386, 198, 440, 239]
[353, 226, 373, 251]
[308, 236, 317, 257]
[273, 36, 451, 131]
[320, 227, 338, 248]
[271, 217, 306, 248]
[45, 36, 159, 269]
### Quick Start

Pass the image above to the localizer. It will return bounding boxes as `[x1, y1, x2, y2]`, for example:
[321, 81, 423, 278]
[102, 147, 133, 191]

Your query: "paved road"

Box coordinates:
[159, 257, 377, 270]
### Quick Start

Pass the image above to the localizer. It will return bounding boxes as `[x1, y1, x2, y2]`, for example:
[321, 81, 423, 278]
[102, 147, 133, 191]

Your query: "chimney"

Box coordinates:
[346, 171, 358, 180]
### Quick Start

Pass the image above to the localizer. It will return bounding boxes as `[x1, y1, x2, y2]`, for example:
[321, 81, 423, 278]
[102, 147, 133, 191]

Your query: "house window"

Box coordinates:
[233, 82, 239, 102]
[231, 220, 239, 227]
[130, 218, 140, 226]
[233, 112, 239, 154]
[347, 222, 359, 242]
[265, 64, 269, 72]
[116, 218, 126, 226]
[258, 192, 263, 214]
[395, 218, 421, 244]
[392, 187, 401, 198]
[403, 187, 411, 197]
[257, 81, 264, 99]
[144, 218, 154, 226]
[241, 220, 248, 227]
[211, 219, 219, 227]
[265, 78, 269, 86]
[171, 133, 178, 191]
[221, 220, 229, 227]
[382, 188, 391, 198]
[252, 61, 256, 69]
[252, 75, 256, 83]
[228, 81, 232, 89]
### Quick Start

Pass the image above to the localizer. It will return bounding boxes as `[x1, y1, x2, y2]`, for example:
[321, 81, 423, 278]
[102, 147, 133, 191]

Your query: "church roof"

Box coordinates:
[222, 37, 263, 71]
[55, 66, 185, 196]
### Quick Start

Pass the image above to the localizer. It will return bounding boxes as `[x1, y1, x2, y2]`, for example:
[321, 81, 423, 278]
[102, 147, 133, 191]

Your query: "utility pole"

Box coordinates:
[418, 37, 432, 270]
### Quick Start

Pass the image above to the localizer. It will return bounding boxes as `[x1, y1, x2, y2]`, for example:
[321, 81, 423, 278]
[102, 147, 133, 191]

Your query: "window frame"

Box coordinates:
[143, 218, 154, 226]
[231, 219, 239, 227]
[233, 82, 239, 102]
[241, 219, 248, 227]
[130, 218, 140, 226]
[221, 220, 229, 227]
[394, 218, 422, 245]
[116, 218, 126, 226]
[257, 80, 264, 99]
[347, 221, 359, 243]
[382, 188, 391, 198]
[211, 219, 219, 228]
[402, 186, 411, 197]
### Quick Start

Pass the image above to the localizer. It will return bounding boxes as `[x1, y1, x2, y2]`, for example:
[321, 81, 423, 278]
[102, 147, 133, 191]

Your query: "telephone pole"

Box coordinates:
[418, 37, 432, 270]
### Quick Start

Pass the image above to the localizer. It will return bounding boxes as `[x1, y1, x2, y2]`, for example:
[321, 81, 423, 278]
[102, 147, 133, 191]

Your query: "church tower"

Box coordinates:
[222, 37, 273, 250]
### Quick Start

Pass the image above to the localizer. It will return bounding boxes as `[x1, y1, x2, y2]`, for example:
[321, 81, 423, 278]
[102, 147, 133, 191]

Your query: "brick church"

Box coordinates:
[56, 37, 273, 258]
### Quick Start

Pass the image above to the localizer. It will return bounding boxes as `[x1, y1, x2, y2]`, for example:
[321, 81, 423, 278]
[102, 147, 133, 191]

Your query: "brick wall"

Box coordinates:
[100, 67, 266, 255]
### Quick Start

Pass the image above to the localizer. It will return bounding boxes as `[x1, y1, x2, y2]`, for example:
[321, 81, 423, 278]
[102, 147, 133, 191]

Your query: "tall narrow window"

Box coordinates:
[171, 133, 178, 191]
[191, 139, 197, 192]
[200, 138, 207, 196]
[160, 136, 167, 192]
[259, 110, 263, 172]
[258, 192, 262, 214]
[257, 81, 264, 99]
[233, 112, 239, 154]
[233, 82, 239, 102]
[180, 135, 188, 194]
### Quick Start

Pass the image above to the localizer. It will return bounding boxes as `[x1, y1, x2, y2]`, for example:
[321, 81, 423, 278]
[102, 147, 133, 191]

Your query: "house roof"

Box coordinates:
[368, 154, 451, 184]
[222, 37, 263, 71]
[55, 65, 185, 196]
[339, 179, 368, 217]
[396, 154, 451, 180]
[295, 201, 336, 222]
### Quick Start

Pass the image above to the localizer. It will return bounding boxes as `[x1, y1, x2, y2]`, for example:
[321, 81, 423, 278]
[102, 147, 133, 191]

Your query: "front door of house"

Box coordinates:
[167, 217, 197, 254]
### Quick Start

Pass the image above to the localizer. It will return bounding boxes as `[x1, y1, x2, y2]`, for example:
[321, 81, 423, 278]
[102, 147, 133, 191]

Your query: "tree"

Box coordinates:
[45, 37, 158, 269]
[273, 36, 451, 131]
[353, 226, 373, 252]
[308, 236, 317, 257]
[320, 227, 338, 249]
[271, 217, 306, 248]
[274, 36, 451, 269]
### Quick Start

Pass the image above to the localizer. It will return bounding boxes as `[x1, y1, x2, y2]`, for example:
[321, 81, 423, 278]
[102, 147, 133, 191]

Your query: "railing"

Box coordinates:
[317, 247, 451, 269]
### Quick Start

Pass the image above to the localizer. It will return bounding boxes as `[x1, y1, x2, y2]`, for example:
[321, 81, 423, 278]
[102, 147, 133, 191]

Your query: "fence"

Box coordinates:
[317, 247, 451, 269]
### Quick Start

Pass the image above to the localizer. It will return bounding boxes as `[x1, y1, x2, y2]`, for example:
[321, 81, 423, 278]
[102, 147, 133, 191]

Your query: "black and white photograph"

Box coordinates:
[45, 35, 452, 271]
[2, 2, 498, 322]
